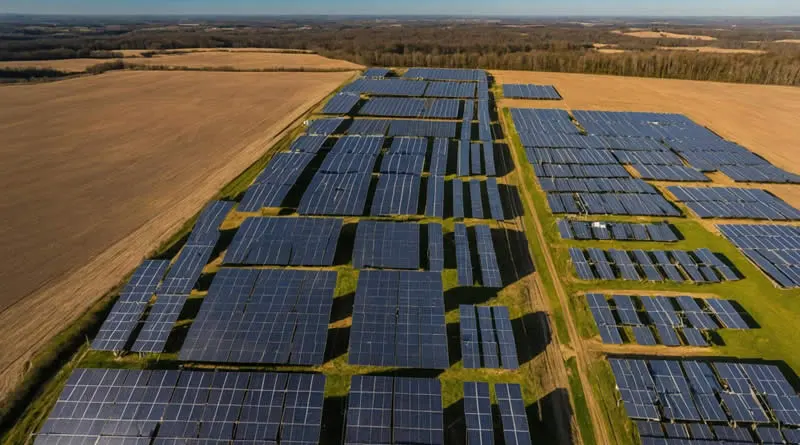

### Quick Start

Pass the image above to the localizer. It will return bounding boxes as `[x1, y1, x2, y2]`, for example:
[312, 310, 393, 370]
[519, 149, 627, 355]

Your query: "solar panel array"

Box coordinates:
[363, 67, 391, 78]
[459, 305, 519, 369]
[428, 223, 445, 272]
[306, 117, 344, 136]
[358, 97, 461, 119]
[610, 357, 800, 444]
[353, 221, 422, 270]
[180, 268, 336, 365]
[157, 245, 214, 296]
[557, 219, 678, 242]
[130, 295, 188, 353]
[187, 201, 235, 246]
[223, 217, 342, 266]
[92, 260, 170, 352]
[569, 248, 739, 283]
[669, 186, 800, 220]
[345, 375, 443, 445]
[496, 383, 534, 445]
[404, 68, 488, 82]
[238, 152, 315, 211]
[35, 368, 325, 444]
[454, 224, 504, 287]
[586, 294, 751, 347]
[343, 77, 478, 99]
[298, 172, 371, 215]
[718, 224, 800, 288]
[503, 84, 561, 100]
[322, 93, 360, 114]
[349, 271, 448, 368]
[463, 382, 494, 445]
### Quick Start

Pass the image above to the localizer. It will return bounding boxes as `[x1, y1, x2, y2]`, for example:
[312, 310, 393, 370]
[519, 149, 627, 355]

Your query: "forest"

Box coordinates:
[1, 17, 800, 85]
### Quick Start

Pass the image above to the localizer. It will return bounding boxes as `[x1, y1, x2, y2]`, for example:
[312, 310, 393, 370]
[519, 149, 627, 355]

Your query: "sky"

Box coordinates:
[1, 0, 799, 17]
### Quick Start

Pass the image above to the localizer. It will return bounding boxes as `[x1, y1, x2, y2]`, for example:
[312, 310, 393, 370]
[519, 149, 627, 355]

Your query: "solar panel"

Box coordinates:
[428, 223, 445, 272]
[298, 172, 371, 216]
[493, 306, 519, 369]
[36, 369, 325, 444]
[470, 143, 483, 175]
[157, 245, 215, 296]
[343, 78, 427, 96]
[224, 217, 343, 266]
[613, 294, 642, 326]
[496, 383, 532, 445]
[455, 223, 474, 286]
[430, 138, 449, 176]
[322, 93, 360, 114]
[464, 382, 494, 445]
[393, 378, 444, 445]
[345, 375, 393, 445]
[669, 186, 800, 220]
[92, 260, 170, 351]
[682, 328, 709, 347]
[486, 178, 505, 221]
[503, 84, 561, 100]
[655, 325, 681, 346]
[239, 153, 317, 211]
[705, 298, 749, 329]
[363, 67, 391, 78]
[349, 271, 448, 369]
[460, 305, 482, 369]
[179, 269, 336, 365]
[306, 117, 344, 135]
[426, 176, 445, 217]
[130, 294, 187, 353]
[186, 201, 234, 247]
[458, 141, 471, 176]
[453, 179, 465, 218]
[353, 221, 420, 270]
[633, 326, 657, 345]
[469, 180, 484, 219]
[477, 306, 500, 369]
[371, 174, 421, 216]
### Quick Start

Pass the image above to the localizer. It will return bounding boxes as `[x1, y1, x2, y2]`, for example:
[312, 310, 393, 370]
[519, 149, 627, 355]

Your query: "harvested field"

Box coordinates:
[774, 39, 800, 44]
[118, 48, 315, 57]
[656, 46, 766, 55]
[124, 50, 363, 70]
[493, 70, 800, 175]
[0, 58, 118, 73]
[613, 30, 717, 41]
[0, 69, 354, 398]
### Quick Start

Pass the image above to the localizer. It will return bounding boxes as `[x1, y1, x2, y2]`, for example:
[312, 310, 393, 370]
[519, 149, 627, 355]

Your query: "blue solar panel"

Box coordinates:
[453, 179, 465, 219]
[353, 221, 420, 270]
[471, 143, 482, 175]
[458, 140, 471, 176]
[322, 93, 360, 114]
[362, 67, 391, 78]
[371, 174, 421, 216]
[469, 180, 484, 219]
[464, 382, 494, 445]
[455, 223, 473, 286]
[428, 223, 444, 272]
[503, 84, 561, 100]
[345, 375, 393, 445]
[298, 172, 371, 216]
[682, 328, 709, 347]
[224, 217, 342, 266]
[460, 305, 481, 369]
[343, 78, 427, 96]
[486, 178, 505, 221]
[655, 325, 681, 346]
[130, 294, 187, 353]
[404, 67, 487, 82]
[496, 384, 532, 445]
[633, 326, 657, 345]
[290, 134, 328, 153]
[425, 81, 477, 98]
[393, 378, 444, 445]
[705, 298, 749, 329]
[483, 143, 497, 176]
[306, 117, 344, 135]
[239, 152, 316, 211]
[157, 245, 215, 296]
[430, 138, 449, 176]
[426, 176, 445, 218]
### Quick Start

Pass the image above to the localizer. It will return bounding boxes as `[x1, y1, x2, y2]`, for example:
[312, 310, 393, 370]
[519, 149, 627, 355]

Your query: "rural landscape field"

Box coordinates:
[2, 10, 800, 445]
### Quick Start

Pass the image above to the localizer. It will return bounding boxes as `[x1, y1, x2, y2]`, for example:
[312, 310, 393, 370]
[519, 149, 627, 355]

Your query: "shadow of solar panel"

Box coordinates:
[459, 306, 482, 369]
[428, 223, 444, 272]
[371, 174, 421, 216]
[130, 294, 187, 353]
[455, 223, 473, 286]
[352, 221, 420, 269]
[157, 245, 215, 296]
[496, 383, 532, 445]
[464, 382, 494, 445]
[298, 172, 371, 216]
[345, 375, 393, 445]
[322, 93, 360, 114]
[92, 260, 170, 351]
[179, 269, 336, 365]
[224, 217, 342, 266]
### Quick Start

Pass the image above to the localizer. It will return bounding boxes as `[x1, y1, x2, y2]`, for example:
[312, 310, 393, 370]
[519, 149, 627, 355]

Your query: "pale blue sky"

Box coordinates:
[1, 0, 798, 16]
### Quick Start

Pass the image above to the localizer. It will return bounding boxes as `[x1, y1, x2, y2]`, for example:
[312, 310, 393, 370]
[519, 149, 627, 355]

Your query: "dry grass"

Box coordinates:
[656, 46, 766, 55]
[0, 58, 118, 73]
[774, 39, 800, 44]
[118, 48, 315, 57]
[613, 30, 717, 41]
[493, 70, 800, 203]
[124, 50, 363, 70]
[0, 69, 354, 398]
[596, 48, 627, 54]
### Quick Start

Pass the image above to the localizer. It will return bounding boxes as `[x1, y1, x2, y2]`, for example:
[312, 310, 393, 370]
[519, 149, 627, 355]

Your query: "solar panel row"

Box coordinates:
[404, 67, 488, 82]
[353, 221, 421, 270]
[503, 83, 561, 100]
[459, 305, 519, 369]
[557, 219, 678, 242]
[358, 97, 461, 119]
[36, 368, 325, 444]
[180, 268, 337, 365]
[345, 118, 457, 138]
[348, 271, 449, 369]
[224, 217, 342, 266]
[548, 192, 680, 217]
[321, 93, 361, 114]
[669, 186, 800, 220]
[239, 152, 316, 211]
[569, 248, 739, 283]
[718, 223, 800, 288]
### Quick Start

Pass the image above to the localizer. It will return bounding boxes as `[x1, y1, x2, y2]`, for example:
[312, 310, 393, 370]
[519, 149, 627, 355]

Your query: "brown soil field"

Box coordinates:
[493, 70, 800, 205]
[0, 69, 354, 399]
[656, 46, 766, 55]
[118, 48, 315, 57]
[613, 30, 717, 41]
[124, 50, 363, 70]
[0, 58, 117, 73]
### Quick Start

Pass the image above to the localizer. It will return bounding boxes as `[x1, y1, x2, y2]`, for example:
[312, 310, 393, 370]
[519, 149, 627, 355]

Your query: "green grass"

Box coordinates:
[500, 103, 800, 445]
[565, 358, 597, 445]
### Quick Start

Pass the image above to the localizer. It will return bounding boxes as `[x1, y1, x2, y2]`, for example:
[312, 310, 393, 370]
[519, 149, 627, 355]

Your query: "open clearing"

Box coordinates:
[612, 30, 717, 40]
[0, 69, 354, 398]
[493, 70, 800, 178]
[0, 58, 115, 72]
[124, 50, 363, 70]
[656, 46, 766, 54]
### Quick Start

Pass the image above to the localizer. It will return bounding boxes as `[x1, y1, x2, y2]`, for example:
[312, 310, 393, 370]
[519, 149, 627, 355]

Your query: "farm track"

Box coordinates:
[495, 112, 584, 445]
[498, 105, 611, 445]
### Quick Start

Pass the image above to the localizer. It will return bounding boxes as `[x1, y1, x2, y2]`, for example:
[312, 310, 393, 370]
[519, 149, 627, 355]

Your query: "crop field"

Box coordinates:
[496, 71, 800, 445]
[0, 69, 356, 402]
[612, 30, 718, 40]
[123, 50, 363, 70]
[0, 58, 114, 72]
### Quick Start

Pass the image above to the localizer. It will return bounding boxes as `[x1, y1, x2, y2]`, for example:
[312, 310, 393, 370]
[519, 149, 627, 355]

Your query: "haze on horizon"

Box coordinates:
[2, 0, 800, 17]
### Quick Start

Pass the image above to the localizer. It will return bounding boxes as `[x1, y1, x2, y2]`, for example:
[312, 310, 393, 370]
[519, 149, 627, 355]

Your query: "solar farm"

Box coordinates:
[11, 65, 800, 445]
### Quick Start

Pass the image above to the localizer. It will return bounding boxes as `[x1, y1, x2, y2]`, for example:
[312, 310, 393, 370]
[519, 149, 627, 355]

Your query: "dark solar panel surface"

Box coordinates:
[455, 223, 474, 286]
[496, 384, 532, 445]
[352, 221, 420, 270]
[464, 382, 494, 445]
[224, 217, 342, 266]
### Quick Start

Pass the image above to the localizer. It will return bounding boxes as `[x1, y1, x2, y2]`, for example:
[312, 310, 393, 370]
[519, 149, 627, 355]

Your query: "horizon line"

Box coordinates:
[2, 12, 800, 18]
